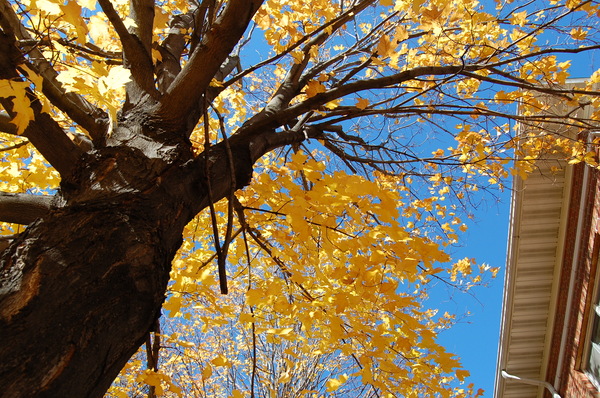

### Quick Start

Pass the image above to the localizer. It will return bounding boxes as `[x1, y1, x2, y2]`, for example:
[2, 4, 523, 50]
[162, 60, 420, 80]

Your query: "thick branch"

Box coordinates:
[0, 33, 84, 176]
[0, 111, 16, 135]
[155, 12, 195, 92]
[0, 111, 93, 152]
[130, 0, 155, 55]
[98, 0, 158, 105]
[0, 192, 53, 225]
[246, 127, 324, 163]
[236, 64, 484, 140]
[156, 0, 264, 130]
[22, 110, 85, 176]
[0, 0, 108, 143]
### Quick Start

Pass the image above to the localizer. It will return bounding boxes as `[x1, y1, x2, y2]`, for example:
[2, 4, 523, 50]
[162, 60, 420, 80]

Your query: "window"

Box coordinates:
[586, 302, 600, 388]
[584, 242, 600, 390]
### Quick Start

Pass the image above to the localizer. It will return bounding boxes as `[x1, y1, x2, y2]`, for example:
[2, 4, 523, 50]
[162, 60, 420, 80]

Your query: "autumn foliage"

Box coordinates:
[0, 0, 599, 397]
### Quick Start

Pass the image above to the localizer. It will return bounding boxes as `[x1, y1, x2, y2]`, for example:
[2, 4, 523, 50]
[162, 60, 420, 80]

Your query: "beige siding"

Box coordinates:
[495, 160, 572, 398]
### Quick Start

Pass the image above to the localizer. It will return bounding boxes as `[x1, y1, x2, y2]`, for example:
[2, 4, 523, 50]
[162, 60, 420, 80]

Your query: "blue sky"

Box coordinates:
[437, 197, 510, 397]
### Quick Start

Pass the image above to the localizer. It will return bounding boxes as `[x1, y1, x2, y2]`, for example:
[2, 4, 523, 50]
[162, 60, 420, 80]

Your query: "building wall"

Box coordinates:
[545, 155, 600, 398]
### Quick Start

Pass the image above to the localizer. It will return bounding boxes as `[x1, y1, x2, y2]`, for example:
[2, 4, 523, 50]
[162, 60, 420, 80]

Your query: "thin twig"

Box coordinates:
[202, 101, 225, 293]
[211, 106, 237, 294]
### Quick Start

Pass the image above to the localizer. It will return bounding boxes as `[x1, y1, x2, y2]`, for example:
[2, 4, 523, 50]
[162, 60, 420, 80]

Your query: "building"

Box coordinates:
[494, 80, 600, 397]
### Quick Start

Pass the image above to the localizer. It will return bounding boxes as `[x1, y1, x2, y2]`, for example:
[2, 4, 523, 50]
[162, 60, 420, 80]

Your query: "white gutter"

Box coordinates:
[501, 370, 562, 398]
[493, 154, 524, 396]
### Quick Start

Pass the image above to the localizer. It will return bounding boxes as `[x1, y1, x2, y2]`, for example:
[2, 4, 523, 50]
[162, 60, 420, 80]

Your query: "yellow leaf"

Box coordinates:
[202, 365, 213, 381]
[144, 372, 162, 388]
[98, 66, 131, 96]
[78, 0, 96, 10]
[231, 390, 245, 398]
[394, 25, 409, 43]
[278, 371, 291, 383]
[355, 98, 370, 110]
[239, 312, 255, 323]
[246, 288, 265, 306]
[376, 34, 393, 58]
[20, 65, 44, 91]
[324, 98, 341, 109]
[60, 1, 88, 44]
[325, 374, 348, 391]
[305, 80, 326, 98]
[510, 11, 527, 26]
[152, 48, 163, 63]
[0, 80, 34, 135]
[163, 294, 183, 316]
[265, 327, 294, 335]
[153, 7, 170, 30]
[36, 0, 62, 15]
[570, 27, 588, 40]
[211, 355, 230, 367]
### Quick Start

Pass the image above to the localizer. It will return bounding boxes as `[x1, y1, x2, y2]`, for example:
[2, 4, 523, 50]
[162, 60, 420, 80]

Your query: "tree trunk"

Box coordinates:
[0, 116, 248, 397]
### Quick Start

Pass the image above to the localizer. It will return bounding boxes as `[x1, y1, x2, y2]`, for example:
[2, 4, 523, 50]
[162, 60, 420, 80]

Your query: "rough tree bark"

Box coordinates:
[0, 117, 247, 396]
[0, 0, 283, 396]
[0, 92, 318, 398]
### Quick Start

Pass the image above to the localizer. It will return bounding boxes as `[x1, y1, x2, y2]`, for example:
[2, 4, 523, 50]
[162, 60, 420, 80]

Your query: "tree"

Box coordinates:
[0, 0, 599, 396]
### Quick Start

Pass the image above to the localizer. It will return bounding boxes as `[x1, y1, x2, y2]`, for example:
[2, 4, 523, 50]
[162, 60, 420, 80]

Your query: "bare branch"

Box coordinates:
[0, 192, 53, 225]
[237, 64, 483, 139]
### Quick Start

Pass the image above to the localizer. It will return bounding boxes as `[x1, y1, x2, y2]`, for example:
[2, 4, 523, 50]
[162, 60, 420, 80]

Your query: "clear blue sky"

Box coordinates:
[437, 197, 510, 397]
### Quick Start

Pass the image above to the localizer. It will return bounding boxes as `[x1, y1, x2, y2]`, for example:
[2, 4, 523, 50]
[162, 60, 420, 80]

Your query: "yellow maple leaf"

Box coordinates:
[355, 97, 370, 110]
[277, 371, 291, 383]
[324, 98, 341, 109]
[36, 0, 62, 15]
[211, 355, 230, 367]
[238, 312, 255, 323]
[570, 27, 588, 40]
[305, 80, 326, 98]
[201, 365, 212, 381]
[0, 80, 34, 135]
[510, 10, 527, 26]
[231, 390, 245, 398]
[325, 374, 348, 391]
[98, 66, 131, 96]
[60, 1, 88, 44]
[376, 34, 393, 58]
[268, 327, 293, 335]
[79, 0, 96, 10]
[20, 65, 44, 92]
